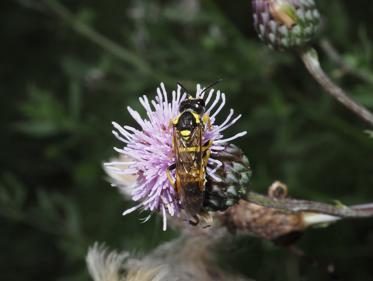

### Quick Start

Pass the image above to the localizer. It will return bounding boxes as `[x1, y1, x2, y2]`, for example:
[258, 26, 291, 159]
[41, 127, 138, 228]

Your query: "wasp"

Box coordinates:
[167, 81, 220, 225]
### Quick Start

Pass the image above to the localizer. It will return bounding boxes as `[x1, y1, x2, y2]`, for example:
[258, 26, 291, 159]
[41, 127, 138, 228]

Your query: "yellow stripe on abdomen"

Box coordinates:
[178, 146, 201, 152]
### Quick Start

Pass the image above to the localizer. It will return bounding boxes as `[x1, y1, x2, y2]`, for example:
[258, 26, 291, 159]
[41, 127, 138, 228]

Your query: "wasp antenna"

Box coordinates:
[200, 79, 223, 96]
[177, 82, 190, 96]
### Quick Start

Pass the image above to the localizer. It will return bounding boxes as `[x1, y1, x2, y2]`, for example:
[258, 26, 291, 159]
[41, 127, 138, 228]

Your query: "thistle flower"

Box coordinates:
[252, 0, 321, 50]
[105, 83, 248, 230]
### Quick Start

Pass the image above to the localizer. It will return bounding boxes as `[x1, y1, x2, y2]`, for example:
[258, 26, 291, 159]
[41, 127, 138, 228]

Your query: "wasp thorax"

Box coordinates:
[175, 111, 198, 131]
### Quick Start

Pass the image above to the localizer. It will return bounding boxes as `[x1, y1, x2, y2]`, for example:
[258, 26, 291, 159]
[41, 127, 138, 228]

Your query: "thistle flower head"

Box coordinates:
[105, 83, 248, 230]
[252, 0, 321, 50]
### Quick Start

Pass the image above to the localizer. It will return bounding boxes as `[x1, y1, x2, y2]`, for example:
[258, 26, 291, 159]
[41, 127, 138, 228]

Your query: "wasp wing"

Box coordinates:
[173, 125, 203, 181]
[173, 124, 205, 215]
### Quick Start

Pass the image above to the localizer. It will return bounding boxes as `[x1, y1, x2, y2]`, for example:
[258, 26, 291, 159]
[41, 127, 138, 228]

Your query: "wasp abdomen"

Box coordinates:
[181, 182, 205, 215]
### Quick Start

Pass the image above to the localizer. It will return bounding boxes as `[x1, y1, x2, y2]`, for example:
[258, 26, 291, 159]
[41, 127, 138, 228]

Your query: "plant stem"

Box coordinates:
[299, 47, 373, 127]
[246, 191, 373, 218]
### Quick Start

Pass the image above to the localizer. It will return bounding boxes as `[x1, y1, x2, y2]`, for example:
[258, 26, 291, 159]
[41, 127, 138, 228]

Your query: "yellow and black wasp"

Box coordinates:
[167, 81, 220, 225]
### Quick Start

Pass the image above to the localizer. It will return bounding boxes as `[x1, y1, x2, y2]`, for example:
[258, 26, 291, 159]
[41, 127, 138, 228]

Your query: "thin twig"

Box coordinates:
[20, 0, 219, 88]
[16, 0, 46, 11]
[299, 48, 373, 127]
[42, 0, 152, 75]
[319, 38, 373, 86]
[219, 183, 373, 243]
[246, 191, 373, 218]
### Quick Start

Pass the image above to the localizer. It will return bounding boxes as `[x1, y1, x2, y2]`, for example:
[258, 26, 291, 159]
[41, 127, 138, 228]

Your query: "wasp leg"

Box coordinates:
[198, 140, 212, 177]
[202, 140, 213, 161]
[202, 114, 212, 130]
[189, 215, 199, 226]
[201, 139, 213, 154]
[199, 212, 213, 228]
[166, 163, 176, 189]
[168, 119, 174, 129]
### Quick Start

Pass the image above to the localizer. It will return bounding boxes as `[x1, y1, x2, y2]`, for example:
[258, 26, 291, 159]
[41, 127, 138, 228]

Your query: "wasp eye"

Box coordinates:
[193, 99, 205, 115]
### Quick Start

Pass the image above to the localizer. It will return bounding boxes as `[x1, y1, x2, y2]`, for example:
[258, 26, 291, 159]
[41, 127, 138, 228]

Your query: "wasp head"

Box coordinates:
[179, 98, 206, 116]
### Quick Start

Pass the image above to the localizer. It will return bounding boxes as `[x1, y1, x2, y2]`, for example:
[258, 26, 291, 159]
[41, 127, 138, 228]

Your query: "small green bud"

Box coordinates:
[252, 0, 321, 50]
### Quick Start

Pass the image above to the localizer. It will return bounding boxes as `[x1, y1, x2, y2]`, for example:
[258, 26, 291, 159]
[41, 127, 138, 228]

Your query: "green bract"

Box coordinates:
[204, 145, 251, 212]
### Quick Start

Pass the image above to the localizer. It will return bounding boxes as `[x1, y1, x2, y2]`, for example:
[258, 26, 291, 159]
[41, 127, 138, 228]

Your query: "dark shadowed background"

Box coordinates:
[1, 0, 373, 280]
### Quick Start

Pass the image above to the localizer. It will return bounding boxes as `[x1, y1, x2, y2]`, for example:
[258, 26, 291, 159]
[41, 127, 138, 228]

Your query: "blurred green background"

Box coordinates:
[1, 0, 373, 280]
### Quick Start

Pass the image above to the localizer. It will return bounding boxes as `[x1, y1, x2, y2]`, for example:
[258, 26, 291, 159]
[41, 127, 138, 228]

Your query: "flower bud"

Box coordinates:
[204, 145, 251, 212]
[252, 0, 321, 50]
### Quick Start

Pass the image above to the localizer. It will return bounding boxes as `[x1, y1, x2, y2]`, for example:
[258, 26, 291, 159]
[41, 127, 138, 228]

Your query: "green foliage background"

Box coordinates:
[1, 0, 373, 280]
